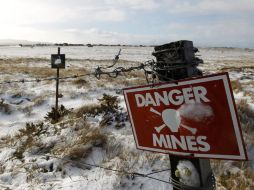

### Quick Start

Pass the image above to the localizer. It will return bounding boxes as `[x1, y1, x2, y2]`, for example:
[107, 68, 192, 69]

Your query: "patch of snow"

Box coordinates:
[176, 160, 200, 187]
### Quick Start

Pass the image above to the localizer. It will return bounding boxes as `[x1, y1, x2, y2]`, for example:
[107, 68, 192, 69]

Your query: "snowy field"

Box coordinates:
[0, 45, 254, 189]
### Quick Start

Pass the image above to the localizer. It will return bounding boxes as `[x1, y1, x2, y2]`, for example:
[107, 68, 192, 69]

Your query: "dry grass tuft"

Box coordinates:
[33, 96, 46, 107]
[72, 78, 89, 88]
[0, 57, 48, 65]
[231, 80, 243, 92]
[0, 65, 89, 78]
[75, 104, 101, 118]
[74, 93, 120, 119]
[212, 159, 254, 189]
[14, 123, 45, 159]
[77, 128, 107, 147]
[220, 65, 254, 73]
[0, 99, 12, 114]
[237, 100, 254, 133]
[0, 135, 16, 147]
[237, 100, 254, 122]
[53, 122, 107, 161]
[66, 145, 93, 161]
[44, 118, 106, 161]
[217, 170, 254, 190]
[105, 136, 123, 160]
[211, 99, 254, 189]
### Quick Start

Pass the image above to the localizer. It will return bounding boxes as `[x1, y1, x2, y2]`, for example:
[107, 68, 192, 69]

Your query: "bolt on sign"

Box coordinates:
[51, 54, 65, 69]
[123, 73, 247, 160]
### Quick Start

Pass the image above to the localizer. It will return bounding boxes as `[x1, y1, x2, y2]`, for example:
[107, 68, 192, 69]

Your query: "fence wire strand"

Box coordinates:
[0, 59, 189, 85]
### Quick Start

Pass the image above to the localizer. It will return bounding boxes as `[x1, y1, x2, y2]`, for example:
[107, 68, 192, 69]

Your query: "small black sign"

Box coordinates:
[51, 54, 65, 69]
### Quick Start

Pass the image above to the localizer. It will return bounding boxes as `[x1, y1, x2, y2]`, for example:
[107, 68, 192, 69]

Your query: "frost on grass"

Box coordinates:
[237, 99, 254, 146]
[0, 98, 13, 114]
[0, 47, 254, 189]
[0, 117, 108, 188]
[211, 73, 254, 190]
[75, 93, 129, 129]
[0, 100, 168, 189]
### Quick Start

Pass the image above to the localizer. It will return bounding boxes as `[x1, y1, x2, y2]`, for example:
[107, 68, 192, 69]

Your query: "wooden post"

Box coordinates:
[152, 40, 215, 189]
[55, 47, 60, 120]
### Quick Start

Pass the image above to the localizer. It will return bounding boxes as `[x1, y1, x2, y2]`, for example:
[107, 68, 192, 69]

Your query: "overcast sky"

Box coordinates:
[0, 0, 253, 47]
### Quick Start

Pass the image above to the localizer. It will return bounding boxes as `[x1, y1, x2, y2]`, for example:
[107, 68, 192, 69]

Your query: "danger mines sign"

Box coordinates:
[123, 73, 247, 160]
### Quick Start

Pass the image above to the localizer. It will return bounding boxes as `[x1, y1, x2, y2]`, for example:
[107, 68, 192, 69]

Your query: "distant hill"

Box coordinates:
[0, 39, 42, 45]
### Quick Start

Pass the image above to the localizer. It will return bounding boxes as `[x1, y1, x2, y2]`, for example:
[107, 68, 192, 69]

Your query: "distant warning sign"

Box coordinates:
[123, 73, 247, 160]
[51, 54, 65, 69]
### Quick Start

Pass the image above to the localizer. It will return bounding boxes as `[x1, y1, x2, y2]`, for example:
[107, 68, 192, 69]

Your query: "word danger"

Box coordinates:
[153, 134, 210, 152]
[135, 86, 210, 107]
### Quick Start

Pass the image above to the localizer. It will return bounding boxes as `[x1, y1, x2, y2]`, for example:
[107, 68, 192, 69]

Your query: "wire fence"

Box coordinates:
[0, 50, 250, 190]
[0, 143, 212, 190]
[0, 56, 207, 189]
[0, 59, 196, 86]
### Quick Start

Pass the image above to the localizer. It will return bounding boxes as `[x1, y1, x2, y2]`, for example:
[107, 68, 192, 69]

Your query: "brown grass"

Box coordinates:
[212, 159, 254, 189]
[0, 99, 12, 114]
[237, 100, 254, 126]
[218, 59, 254, 68]
[0, 57, 49, 65]
[220, 66, 254, 72]
[33, 96, 46, 106]
[57, 128, 107, 160]
[211, 99, 254, 189]
[72, 78, 89, 88]
[52, 119, 107, 161]
[14, 123, 45, 159]
[75, 104, 101, 118]
[0, 65, 88, 78]
[236, 99, 254, 148]
[0, 135, 16, 148]
[217, 170, 254, 190]
[231, 80, 243, 92]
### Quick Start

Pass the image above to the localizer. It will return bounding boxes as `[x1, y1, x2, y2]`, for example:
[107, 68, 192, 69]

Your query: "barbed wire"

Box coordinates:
[44, 151, 216, 190]
[0, 59, 195, 85]
[33, 151, 211, 190]
[0, 143, 205, 190]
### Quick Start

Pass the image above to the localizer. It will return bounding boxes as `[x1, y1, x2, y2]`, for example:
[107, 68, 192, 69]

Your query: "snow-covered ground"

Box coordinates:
[0, 46, 253, 189]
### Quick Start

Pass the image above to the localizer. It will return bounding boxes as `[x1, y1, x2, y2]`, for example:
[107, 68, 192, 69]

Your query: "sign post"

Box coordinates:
[152, 40, 214, 189]
[51, 47, 65, 120]
[124, 41, 247, 189]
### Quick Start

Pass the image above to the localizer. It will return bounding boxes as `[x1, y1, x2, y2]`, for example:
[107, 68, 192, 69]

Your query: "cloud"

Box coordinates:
[54, 28, 166, 44]
[106, 0, 160, 10]
[163, 0, 254, 15]
[166, 19, 254, 47]
[0, 0, 126, 26]
[0, 0, 253, 47]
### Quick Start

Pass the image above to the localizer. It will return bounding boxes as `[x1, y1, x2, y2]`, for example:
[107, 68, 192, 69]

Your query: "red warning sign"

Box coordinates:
[123, 73, 247, 160]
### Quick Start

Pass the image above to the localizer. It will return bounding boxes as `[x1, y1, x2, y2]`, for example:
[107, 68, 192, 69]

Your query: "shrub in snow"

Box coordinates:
[75, 94, 128, 129]
[98, 93, 119, 113]
[45, 105, 71, 123]
[13, 122, 45, 159]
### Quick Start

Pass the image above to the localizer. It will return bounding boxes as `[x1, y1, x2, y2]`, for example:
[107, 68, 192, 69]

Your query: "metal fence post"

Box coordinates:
[55, 47, 60, 120]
